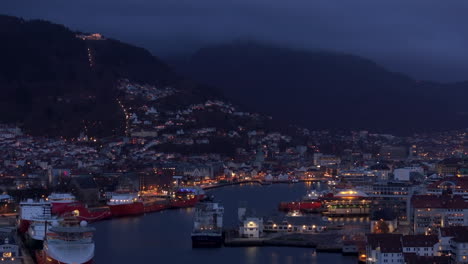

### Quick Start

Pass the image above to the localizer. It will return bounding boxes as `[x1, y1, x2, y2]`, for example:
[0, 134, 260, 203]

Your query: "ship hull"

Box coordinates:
[279, 201, 322, 212]
[54, 203, 111, 222]
[51, 202, 75, 215]
[143, 202, 167, 213]
[36, 250, 93, 264]
[109, 202, 144, 217]
[170, 198, 198, 208]
[170, 195, 205, 209]
[18, 219, 31, 233]
[191, 234, 223, 248]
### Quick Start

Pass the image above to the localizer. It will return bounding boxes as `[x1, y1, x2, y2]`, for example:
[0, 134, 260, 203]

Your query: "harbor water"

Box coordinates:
[92, 182, 357, 264]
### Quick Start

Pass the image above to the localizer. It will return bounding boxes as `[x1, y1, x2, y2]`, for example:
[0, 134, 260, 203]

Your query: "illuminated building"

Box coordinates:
[323, 190, 371, 216]
[411, 194, 468, 234]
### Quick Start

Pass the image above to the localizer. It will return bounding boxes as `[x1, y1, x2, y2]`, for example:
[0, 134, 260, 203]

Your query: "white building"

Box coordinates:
[393, 167, 422, 182]
[401, 235, 439, 257]
[411, 195, 468, 234]
[239, 217, 263, 238]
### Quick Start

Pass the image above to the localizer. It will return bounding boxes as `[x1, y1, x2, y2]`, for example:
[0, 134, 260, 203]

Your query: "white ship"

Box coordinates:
[191, 200, 224, 247]
[47, 193, 76, 204]
[37, 218, 95, 264]
[27, 215, 59, 241]
[18, 199, 52, 233]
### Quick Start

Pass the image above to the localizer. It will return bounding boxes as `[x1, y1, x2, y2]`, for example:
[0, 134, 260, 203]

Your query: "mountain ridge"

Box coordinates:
[170, 41, 468, 134]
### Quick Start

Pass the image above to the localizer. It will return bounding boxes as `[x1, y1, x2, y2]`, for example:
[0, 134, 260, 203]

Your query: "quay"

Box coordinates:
[200, 178, 330, 190]
[224, 230, 344, 252]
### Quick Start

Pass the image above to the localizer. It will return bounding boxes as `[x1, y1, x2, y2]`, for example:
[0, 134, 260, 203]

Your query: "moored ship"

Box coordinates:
[53, 202, 111, 222]
[48, 193, 77, 215]
[170, 187, 206, 208]
[18, 199, 52, 233]
[36, 218, 95, 264]
[278, 190, 324, 212]
[142, 196, 169, 213]
[191, 200, 224, 247]
[107, 193, 144, 217]
[26, 215, 58, 249]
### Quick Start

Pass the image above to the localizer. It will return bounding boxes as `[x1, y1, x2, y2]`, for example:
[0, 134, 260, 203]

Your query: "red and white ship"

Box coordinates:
[37, 219, 95, 264]
[48, 193, 111, 222]
[48, 193, 77, 215]
[107, 193, 144, 217]
[170, 187, 206, 208]
[278, 191, 324, 212]
[18, 199, 52, 233]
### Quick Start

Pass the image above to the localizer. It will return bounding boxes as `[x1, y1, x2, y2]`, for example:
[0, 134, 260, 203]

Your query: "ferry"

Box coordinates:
[191, 200, 224, 247]
[36, 218, 95, 264]
[107, 193, 144, 217]
[321, 189, 371, 216]
[18, 199, 51, 233]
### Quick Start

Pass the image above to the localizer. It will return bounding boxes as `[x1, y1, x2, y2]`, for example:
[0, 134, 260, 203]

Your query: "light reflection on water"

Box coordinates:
[92, 183, 357, 264]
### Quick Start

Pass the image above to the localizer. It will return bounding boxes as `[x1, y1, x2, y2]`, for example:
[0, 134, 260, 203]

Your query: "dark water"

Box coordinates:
[92, 183, 357, 264]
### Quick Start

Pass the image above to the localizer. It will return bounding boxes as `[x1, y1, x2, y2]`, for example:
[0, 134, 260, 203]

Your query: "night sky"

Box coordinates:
[3, 0, 468, 82]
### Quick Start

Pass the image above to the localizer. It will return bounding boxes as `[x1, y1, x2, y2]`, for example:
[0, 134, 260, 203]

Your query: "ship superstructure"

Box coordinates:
[191, 200, 224, 247]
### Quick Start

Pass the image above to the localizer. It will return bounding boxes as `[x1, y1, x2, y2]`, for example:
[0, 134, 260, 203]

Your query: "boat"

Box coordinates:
[278, 191, 323, 212]
[286, 210, 303, 217]
[18, 199, 51, 233]
[48, 193, 77, 215]
[142, 196, 169, 213]
[27, 215, 58, 249]
[27, 216, 58, 241]
[36, 218, 95, 264]
[170, 187, 206, 209]
[53, 202, 111, 222]
[107, 193, 144, 217]
[191, 200, 224, 247]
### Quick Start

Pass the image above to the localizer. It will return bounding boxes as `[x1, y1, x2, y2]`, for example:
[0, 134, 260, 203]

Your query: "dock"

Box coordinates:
[224, 231, 344, 252]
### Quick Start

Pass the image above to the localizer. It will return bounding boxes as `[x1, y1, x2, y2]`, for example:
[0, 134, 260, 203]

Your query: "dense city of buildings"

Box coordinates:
[2, 80, 468, 263]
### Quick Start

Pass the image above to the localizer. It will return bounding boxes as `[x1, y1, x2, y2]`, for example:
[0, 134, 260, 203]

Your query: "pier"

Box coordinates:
[224, 230, 344, 252]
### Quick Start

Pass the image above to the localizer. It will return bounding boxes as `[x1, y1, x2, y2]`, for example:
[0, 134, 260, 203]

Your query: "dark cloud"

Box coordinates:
[3, 0, 468, 81]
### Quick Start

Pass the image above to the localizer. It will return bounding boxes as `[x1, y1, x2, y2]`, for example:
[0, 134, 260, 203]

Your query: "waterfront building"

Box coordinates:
[239, 217, 263, 238]
[263, 219, 326, 233]
[365, 234, 404, 264]
[366, 234, 443, 264]
[358, 182, 418, 224]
